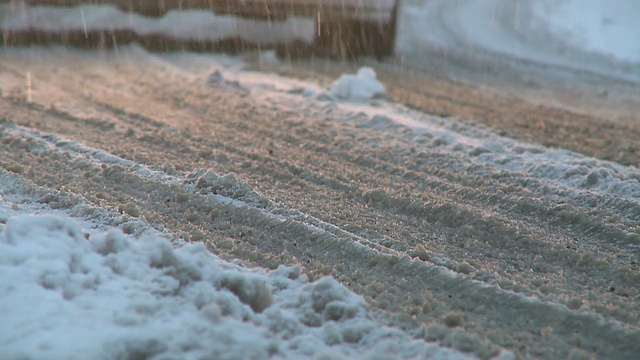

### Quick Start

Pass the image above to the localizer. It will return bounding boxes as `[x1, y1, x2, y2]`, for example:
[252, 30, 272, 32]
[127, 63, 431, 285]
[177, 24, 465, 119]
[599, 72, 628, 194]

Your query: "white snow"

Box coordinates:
[202, 61, 640, 201]
[0, 211, 473, 360]
[0, 115, 489, 359]
[396, 0, 640, 83]
[329, 67, 387, 101]
[0, 45, 637, 356]
[530, 0, 640, 63]
[1, 1, 639, 358]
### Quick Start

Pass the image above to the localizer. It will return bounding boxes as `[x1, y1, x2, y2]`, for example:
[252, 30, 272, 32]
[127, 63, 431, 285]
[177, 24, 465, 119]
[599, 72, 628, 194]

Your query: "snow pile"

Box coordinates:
[395, 0, 640, 84]
[0, 214, 470, 360]
[530, 0, 639, 63]
[329, 67, 387, 101]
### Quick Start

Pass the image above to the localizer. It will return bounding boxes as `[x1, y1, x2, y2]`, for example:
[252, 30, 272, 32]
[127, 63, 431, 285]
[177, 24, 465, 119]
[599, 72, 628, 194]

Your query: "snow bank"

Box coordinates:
[530, 0, 639, 63]
[396, 0, 640, 84]
[329, 67, 387, 101]
[341, 103, 640, 200]
[0, 214, 471, 360]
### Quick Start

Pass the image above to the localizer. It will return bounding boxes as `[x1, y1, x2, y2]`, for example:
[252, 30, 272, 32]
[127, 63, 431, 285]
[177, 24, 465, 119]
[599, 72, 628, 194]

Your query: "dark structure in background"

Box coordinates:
[1, 0, 400, 60]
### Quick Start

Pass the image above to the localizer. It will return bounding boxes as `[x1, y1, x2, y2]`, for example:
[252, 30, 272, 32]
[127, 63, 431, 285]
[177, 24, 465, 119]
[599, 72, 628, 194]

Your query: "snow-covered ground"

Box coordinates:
[396, 0, 640, 85]
[529, 0, 639, 64]
[0, 63, 508, 359]
[1, 48, 638, 358]
[0, 200, 472, 360]
[1, 1, 640, 359]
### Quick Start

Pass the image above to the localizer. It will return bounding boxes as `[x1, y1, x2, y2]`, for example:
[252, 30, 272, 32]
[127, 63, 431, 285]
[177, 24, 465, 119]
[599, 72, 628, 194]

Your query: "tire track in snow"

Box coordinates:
[2, 49, 640, 358]
[5, 58, 640, 286]
[8, 94, 639, 296]
[2, 111, 640, 359]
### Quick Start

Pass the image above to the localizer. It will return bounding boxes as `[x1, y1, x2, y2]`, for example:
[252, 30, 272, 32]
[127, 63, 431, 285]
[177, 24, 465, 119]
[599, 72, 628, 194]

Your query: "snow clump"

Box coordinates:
[329, 67, 387, 101]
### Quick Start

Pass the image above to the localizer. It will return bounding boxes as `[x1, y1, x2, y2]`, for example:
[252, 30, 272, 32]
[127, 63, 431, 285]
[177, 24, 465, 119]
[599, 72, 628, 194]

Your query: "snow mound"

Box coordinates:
[329, 67, 387, 101]
[531, 0, 640, 63]
[0, 214, 474, 360]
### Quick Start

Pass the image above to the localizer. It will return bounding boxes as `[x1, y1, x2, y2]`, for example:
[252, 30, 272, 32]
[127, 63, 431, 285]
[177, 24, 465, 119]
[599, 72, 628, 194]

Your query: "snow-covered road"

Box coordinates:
[1, 47, 639, 359]
[1, 1, 640, 359]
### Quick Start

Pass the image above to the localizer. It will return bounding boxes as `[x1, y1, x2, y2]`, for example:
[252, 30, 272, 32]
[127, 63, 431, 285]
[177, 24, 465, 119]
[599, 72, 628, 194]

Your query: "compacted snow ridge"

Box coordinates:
[1, 0, 640, 359]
